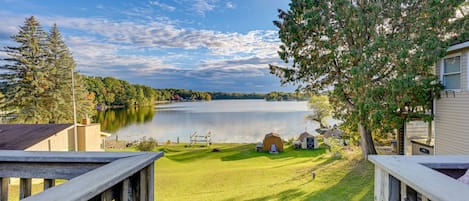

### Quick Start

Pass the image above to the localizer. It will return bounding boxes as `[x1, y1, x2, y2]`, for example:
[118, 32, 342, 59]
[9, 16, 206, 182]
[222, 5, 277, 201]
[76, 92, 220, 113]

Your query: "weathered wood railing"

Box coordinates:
[0, 150, 163, 201]
[369, 155, 469, 201]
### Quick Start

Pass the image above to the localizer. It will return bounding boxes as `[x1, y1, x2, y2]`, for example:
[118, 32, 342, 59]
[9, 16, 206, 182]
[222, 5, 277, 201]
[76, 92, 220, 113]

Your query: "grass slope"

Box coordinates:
[155, 144, 373, 201]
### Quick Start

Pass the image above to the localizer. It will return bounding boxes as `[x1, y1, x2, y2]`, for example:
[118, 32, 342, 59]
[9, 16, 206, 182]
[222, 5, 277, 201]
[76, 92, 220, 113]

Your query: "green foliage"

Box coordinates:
[84, 76, 213, 107]
[210, 92, 265, 99]
[0, 92, 5, 123]
[0, 16, 93, 123]
[305, 95, 331, 128]
[285, 137, 295, 145]
[265, 91, 309, 101]
[95, 107, 155, 132]
[327, 138, 343, 159]
[45, 24, 94, 123]
[0, 16, 49, 123]
[270, 0, 468, 157]
[135, 137, 158, 152]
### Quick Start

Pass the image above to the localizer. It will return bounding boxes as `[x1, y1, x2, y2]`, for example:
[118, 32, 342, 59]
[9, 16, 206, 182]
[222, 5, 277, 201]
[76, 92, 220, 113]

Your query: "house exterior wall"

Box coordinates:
[25, 127, 74, 151]
[404, 121, 431, 155]
[434, 46, 469, 154]
[77, 124, 105, 151]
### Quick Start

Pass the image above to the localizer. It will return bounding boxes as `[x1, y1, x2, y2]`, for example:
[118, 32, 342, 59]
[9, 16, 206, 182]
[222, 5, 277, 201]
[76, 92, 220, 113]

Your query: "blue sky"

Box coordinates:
[0, 0, 296, 93]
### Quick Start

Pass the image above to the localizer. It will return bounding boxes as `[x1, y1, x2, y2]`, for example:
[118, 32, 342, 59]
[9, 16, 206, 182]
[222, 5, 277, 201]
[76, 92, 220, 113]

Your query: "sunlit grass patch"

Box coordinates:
[154, 143, 373, 201]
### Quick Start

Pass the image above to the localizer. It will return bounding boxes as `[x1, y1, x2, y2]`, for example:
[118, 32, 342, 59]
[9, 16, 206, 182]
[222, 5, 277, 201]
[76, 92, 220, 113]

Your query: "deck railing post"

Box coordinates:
[121, 178, 129, 201]
[147, 163, 154, 201]
[100, 188, 113, 201]
[43, 179, 55, 190]
[139, 167, 148, 201]
[0, 178, 8, 201]
[130, 172, 140, 201]
[19, 178, 32, 199]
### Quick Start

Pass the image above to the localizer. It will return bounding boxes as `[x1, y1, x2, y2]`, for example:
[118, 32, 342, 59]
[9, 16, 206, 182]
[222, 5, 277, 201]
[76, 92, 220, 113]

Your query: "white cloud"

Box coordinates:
[0, 11, 283, 87]
[149, 1, 176, 12]
[192, 0, 217, 16]
[226, 2, 235, 9]
[35, 15, 281, 59]
[64, 36, 176, 78]
[173, 0, 218, 16]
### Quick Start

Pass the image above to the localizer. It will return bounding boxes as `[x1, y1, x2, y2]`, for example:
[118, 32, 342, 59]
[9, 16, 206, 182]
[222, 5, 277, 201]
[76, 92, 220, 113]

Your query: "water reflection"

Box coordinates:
[106, 100, 328, 143]
[95, 106, 155, 132]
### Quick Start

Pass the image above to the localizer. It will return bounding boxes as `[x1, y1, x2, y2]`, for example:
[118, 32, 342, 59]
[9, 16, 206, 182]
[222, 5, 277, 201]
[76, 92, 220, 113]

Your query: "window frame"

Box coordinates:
[440, 53, 462, 92]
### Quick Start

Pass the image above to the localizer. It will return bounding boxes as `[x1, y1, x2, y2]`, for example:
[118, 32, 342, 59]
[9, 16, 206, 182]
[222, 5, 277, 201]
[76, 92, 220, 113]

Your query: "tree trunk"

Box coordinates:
[358, 123, 377, 160]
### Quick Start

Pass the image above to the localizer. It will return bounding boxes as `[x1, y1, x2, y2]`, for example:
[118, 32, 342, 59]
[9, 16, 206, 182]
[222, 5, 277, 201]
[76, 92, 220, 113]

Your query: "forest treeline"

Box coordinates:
[84, 76, 214, 107]
[84, 76, 309, 107]
[264, 91, 309, 101]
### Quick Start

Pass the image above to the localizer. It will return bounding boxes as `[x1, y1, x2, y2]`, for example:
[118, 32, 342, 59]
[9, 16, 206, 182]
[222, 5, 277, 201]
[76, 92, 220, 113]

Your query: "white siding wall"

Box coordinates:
[435, 48, 469, 154]
[405, 121, 430, 155]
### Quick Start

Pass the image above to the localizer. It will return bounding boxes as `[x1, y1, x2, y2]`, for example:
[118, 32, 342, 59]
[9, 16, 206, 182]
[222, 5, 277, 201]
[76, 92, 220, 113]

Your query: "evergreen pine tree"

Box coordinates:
[69, 72, 95, 122]
[45, 24, 95, 123]
[0, 91, 5, 123]
[45, 24, 73, 123]
[0, 16, 50, 123]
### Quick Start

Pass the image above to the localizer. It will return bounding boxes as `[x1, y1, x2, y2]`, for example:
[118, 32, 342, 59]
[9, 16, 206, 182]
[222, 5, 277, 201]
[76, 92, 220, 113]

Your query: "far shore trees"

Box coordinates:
[271, 1, 468, 159]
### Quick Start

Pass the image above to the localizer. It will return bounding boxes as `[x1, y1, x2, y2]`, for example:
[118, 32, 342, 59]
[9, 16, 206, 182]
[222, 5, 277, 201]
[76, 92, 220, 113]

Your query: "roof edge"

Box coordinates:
[448, 41, 469, 52]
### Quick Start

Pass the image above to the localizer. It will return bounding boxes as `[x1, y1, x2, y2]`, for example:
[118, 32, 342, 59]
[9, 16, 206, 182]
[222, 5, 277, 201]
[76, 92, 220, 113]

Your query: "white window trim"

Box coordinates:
[440, 53, 462, 92]
[467, 52, 469, 92]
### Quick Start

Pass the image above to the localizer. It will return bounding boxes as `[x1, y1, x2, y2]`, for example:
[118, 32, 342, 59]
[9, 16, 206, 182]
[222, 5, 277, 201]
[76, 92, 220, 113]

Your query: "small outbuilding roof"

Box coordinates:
[0, 124, 73, 150]
[265, 132, 281, 138]
[297, 131, 314, 142]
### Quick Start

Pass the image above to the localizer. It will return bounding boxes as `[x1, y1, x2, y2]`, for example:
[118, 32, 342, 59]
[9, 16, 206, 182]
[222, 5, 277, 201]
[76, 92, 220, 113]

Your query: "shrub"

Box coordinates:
[328, 138, 343, 159]
[285, 137, 295, 145]
[135, 137, 158, 151]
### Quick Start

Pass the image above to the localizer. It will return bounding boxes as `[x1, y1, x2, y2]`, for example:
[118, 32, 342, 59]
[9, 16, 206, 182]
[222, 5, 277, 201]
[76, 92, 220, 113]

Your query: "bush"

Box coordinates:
[135, 137, 158, 151]
[328, 138, 343, 159]
[285, 137, 295, 145]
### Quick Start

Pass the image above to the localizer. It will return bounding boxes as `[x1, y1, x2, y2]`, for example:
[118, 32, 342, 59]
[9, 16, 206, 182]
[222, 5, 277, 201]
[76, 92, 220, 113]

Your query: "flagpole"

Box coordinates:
[72, 69, 78, 152]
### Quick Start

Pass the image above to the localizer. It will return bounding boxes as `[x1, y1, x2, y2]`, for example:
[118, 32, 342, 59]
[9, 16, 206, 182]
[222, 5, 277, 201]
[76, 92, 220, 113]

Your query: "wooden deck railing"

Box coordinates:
[369, 155, 469, 201]
[0, 150, 163, 201]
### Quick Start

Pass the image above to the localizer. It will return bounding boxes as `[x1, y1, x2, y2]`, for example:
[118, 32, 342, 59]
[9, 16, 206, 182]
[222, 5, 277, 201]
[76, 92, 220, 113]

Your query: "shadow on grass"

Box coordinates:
[162, 144, 328, 162]
[247, 189, 304, 201]
[223, 159, 374, 201]
[278, 156, 341, 185]
[301, 160, 374, 201]
[220, 145, 327, 161]
[162, 144, 254, 162]
[222, 189, 304, 201]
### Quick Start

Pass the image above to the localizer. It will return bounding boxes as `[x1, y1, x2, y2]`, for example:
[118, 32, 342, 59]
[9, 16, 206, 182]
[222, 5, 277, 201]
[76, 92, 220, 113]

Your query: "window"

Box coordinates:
[442, 56, 461, 90]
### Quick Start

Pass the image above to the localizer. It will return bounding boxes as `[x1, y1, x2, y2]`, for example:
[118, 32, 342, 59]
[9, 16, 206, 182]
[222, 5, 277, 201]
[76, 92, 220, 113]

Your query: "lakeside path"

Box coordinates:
[152, 143, 373, 201]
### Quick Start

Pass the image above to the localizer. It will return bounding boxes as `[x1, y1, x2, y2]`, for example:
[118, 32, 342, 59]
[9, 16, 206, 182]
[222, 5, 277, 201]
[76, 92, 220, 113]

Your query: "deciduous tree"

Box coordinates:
[271, 0, 468, 159]
[306, 95, 331, 129]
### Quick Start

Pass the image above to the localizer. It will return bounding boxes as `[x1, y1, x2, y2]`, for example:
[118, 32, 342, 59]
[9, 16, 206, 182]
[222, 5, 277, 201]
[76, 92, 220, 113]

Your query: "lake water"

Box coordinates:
[99, 99, 328, 143]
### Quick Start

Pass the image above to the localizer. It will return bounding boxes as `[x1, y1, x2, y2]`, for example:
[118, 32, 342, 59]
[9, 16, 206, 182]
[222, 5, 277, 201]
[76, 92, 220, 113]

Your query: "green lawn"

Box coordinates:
[154, 143, 374, 201]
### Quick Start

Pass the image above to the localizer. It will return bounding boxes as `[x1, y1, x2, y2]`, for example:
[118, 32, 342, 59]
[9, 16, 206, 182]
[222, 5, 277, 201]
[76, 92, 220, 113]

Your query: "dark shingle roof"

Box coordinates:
[0, 124, 73, 150]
